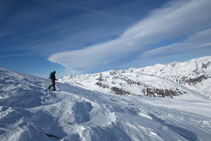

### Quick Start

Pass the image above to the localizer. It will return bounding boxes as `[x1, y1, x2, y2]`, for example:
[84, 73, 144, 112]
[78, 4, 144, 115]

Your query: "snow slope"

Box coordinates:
[60, 56, 211, 98]
[1, 68, 211, 141]
[60, 71, 190, 97]
[139, 56, 211, 98]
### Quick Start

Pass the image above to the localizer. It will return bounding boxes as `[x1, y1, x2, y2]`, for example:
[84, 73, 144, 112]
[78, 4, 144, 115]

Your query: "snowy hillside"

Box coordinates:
[139, 56, 211, 98]
[60, 71, 191, 98]
[60, 56, 211, 98]
[1, 67, 211, 140]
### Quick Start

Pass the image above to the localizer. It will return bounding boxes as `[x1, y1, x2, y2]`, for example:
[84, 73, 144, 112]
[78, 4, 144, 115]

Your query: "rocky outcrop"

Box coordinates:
[179, 75, 208, 85]
[146, 88, 185, 98]
[96, 82, 109, 89]
[111, 87, 130, 95]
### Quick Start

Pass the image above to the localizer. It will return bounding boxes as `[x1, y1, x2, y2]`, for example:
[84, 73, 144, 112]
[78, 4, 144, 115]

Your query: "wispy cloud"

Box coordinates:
[2, 0, 136, 57]
[48, 0, 211, 73]
[0, 53, 33, 58]
[140, 28, 211, 57]
[36, 0, 137, 22]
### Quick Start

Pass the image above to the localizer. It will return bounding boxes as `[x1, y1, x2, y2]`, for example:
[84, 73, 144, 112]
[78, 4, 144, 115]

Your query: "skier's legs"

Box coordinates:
[52, 80, 56, 90]
[48, 80, 55, 90]
[48, 85, 52, 90]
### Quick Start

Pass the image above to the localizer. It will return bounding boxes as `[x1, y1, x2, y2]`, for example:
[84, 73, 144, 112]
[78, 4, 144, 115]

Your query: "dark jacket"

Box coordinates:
[50, 72, 56, 80]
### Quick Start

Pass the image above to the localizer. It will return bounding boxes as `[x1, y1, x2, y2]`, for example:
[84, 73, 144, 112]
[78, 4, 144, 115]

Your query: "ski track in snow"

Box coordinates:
[0, 67, 211, 141]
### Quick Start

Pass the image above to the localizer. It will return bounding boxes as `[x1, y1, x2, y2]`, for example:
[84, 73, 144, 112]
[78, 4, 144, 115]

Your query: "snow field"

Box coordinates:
[1, 56, 211, 141]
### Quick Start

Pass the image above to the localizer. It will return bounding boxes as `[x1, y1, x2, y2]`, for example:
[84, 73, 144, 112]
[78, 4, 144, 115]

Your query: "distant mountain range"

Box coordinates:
[59, 56, 211, 98]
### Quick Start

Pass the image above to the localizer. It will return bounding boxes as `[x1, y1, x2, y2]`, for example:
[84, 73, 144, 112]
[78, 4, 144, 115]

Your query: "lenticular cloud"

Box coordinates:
[48, 0, 211, 73]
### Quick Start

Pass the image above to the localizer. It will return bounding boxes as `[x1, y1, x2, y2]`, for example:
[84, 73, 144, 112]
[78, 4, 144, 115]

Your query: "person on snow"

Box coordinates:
[48, 70, 57, 91]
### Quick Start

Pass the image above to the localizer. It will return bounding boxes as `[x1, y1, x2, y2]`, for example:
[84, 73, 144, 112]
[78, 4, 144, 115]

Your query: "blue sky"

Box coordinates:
[0, 0, 211, 78]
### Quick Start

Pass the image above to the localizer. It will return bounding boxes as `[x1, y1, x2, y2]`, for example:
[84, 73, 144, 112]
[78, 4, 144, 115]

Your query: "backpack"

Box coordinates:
[49, 72, 53, 79]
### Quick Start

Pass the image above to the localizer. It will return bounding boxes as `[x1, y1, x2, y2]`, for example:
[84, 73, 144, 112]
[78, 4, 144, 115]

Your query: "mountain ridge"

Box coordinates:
[60, 56, 211, 98]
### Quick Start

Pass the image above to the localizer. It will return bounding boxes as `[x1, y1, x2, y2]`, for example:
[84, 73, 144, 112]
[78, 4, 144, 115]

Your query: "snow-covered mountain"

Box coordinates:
[60, 56, 211, 98]
[139, 56, 211, 98]
[1, 57, 211, 141]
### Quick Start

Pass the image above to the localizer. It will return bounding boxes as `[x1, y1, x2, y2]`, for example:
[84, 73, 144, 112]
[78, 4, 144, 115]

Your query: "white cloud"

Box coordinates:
[0, 53, 33, 58]
[36, 0, 136, 22]
[48, 0, 211, 73]
[140, 28, 211, 57]
[121, 0, 211, 43]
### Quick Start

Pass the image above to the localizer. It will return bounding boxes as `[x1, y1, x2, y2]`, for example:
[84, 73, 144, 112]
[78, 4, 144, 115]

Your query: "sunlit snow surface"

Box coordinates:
[0, 64, 211, 140]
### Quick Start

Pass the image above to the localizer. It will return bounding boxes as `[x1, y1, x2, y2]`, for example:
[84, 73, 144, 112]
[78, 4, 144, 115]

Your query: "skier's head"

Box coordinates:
[53, 70, 56, 74]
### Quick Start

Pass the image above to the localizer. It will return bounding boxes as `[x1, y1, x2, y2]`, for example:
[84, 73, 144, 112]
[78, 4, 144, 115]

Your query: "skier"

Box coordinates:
[48, 70, 57, 91]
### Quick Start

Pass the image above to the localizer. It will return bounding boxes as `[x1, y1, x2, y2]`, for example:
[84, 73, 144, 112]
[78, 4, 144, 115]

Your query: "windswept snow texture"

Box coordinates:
[1, 60, 211, 140]
[60, 56, 211, 98]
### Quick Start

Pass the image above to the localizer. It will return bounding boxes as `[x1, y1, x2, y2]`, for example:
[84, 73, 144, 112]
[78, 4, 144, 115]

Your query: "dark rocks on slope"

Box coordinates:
[146, 88, 185, 98]
[111, 87, 130, 95]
